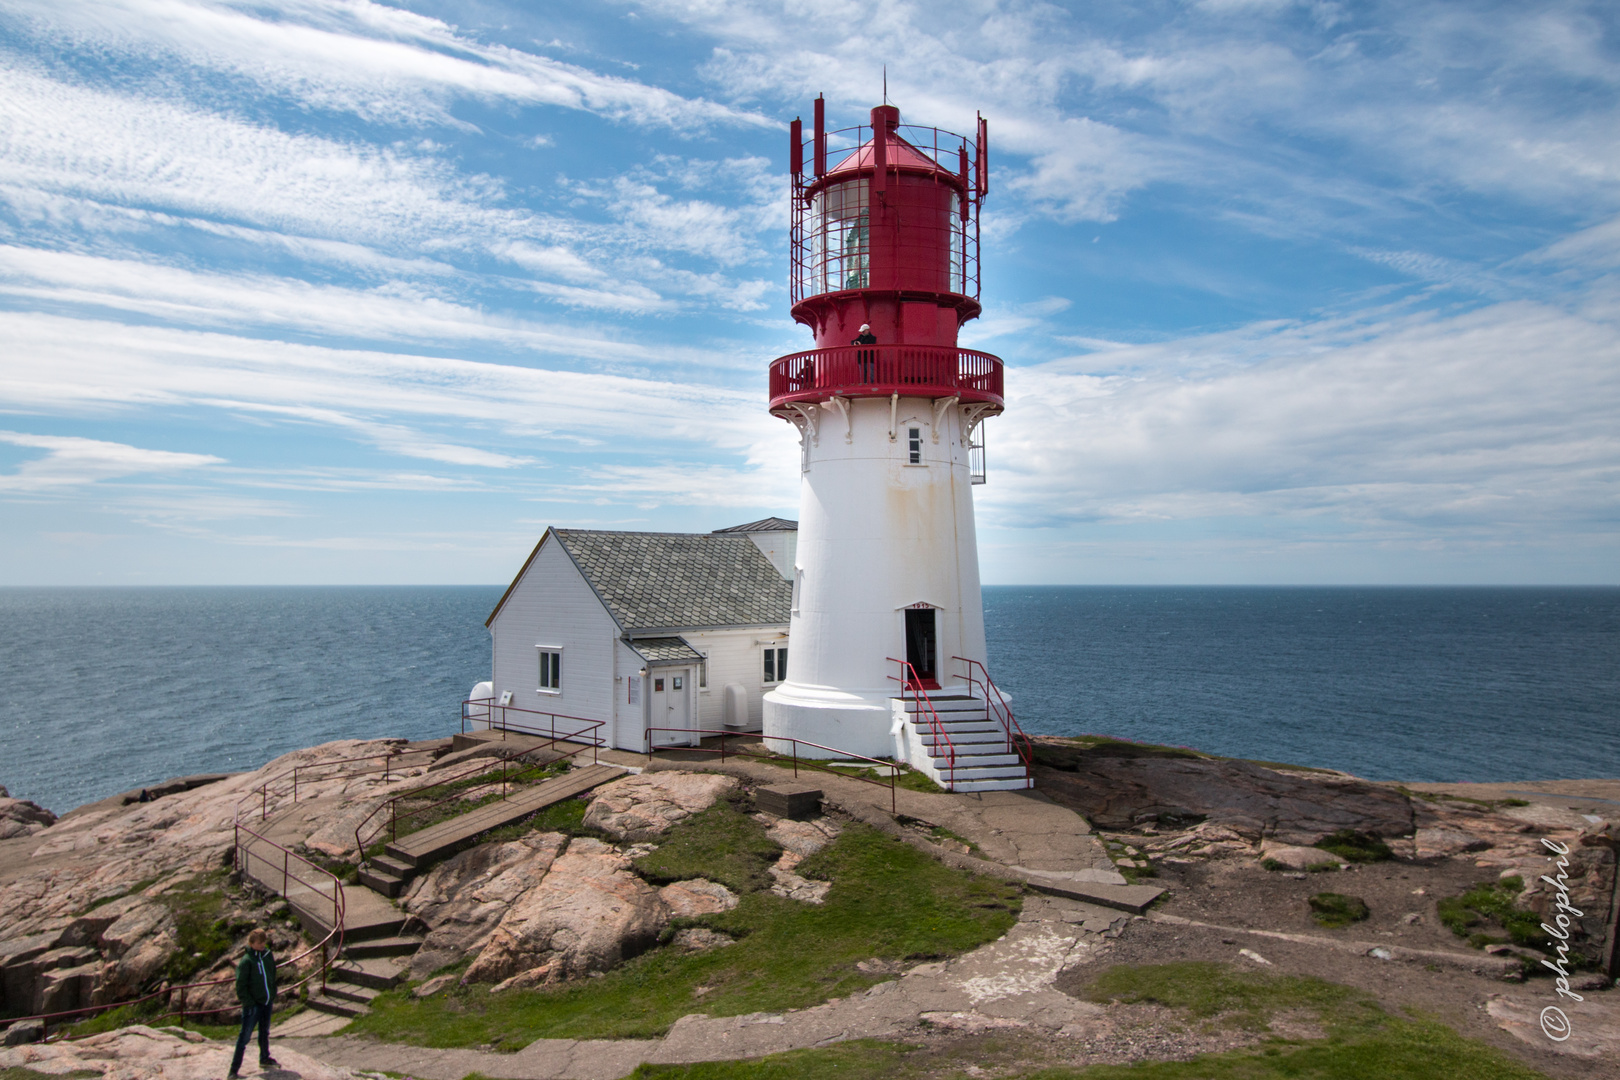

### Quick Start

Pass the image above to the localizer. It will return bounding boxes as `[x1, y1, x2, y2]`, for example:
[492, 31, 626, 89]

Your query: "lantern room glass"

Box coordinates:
[811, 179, 869, 293]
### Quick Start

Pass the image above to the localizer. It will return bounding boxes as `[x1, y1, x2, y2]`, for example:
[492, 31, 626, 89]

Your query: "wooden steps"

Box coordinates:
[383, 763, 622, 870]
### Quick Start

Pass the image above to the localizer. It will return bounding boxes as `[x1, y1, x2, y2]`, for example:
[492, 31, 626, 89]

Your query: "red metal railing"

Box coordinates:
[768, 344, 1003, 410]
[888, 657, 957, 789]
[952, 656, 1033, 769]
[353, 711, 604, 857]
[246, 744, 437, 822]
[461, 699, 605, 766]
[646, 727, 898, 815]
[791, 120, 984, 306]
[1, 825, 345, 1040]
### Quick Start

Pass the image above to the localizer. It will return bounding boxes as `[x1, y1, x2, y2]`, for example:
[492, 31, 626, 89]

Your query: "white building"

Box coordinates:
[477, 521, 794, 752]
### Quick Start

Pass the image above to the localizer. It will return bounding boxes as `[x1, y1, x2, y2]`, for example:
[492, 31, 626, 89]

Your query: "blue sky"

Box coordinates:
[1, 0, 1616, 585]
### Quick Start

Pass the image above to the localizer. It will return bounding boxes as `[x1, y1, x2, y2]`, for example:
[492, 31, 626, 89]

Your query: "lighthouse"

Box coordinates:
[762, 98, 1031, 792]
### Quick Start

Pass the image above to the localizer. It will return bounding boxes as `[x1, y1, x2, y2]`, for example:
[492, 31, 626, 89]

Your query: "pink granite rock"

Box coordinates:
[583, 771, 737, 840]
[464, 838, 668, 985]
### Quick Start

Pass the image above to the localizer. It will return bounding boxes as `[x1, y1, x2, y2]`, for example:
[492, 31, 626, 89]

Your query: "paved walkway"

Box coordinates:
[281, 892, 1128, 1079]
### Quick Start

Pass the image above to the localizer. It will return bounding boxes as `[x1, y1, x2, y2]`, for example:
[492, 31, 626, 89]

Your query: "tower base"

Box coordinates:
[762, 683, 893, 760]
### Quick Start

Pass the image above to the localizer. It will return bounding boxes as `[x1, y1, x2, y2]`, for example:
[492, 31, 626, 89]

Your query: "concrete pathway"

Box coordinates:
[280, 893, 1127, 1079]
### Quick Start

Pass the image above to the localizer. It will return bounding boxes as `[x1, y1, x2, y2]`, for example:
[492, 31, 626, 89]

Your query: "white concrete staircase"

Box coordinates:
[894, 693, 1032, 792]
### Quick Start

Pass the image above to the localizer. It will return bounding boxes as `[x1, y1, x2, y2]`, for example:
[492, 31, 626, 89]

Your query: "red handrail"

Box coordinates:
[353, 721, 599, 858]
[951, 656, 1033, 768]
[1, 822, 345, 1040]
[461, 699, 605, 767]
[646, 727, 898, 815]
[768, 344, 1004, 410]
[887, 657, 957, 789]
[246, 744, 437, 822]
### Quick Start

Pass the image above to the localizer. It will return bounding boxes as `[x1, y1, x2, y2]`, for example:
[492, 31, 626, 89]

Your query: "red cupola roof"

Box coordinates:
[821, 105, 960, 185]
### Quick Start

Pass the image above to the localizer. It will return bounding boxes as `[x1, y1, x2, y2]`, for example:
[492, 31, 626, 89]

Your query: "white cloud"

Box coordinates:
[0, 431, 223, 490]
[983, 297, 1620, 534]
[0, 312, 787, 459]
[0, 64, 529, 250]
[3, 0, 770, 130]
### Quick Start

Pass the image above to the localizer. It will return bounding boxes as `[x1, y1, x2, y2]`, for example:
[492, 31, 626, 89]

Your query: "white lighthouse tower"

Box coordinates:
[762, 99, 1031, 791]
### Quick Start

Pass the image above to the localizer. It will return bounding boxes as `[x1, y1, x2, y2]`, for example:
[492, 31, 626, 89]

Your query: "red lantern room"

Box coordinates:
[769, 100, 1004, 423]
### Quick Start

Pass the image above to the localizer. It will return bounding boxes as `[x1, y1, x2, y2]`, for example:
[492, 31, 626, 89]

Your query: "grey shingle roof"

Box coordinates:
[554, 529, 791, 632]
[628, 637, 706, 663]
[712, 517, 798, 534]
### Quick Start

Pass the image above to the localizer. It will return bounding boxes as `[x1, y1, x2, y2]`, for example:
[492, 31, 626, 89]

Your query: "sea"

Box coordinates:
[0, 586, 1616, 814]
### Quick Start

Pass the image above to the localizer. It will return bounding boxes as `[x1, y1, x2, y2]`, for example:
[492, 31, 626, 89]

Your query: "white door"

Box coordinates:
[649, 669, 694, 746]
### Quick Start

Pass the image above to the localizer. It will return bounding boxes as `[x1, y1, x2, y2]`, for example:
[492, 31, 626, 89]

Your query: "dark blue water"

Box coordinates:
[1, 587, 1616, 812]
[0, 587, 502, 814]
[985, 586, 1620, 785]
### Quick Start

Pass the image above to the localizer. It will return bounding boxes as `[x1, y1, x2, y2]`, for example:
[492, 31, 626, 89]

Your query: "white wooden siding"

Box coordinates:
[489, 538, 619, 744]
[684, 627, 788, 730]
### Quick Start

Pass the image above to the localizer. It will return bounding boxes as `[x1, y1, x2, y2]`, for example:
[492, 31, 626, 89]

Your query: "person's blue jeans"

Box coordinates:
[230, 1001, 273, 1075]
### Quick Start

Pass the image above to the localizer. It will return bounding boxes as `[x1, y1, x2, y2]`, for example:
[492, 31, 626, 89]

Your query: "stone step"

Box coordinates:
[371, 853, 414, 877]
[306, 992, 370, 1019]
[925, 752, 1024, 769]
[948, 776, 1036, 792]
[358, 866, 408, 899]
[920, 731, 1004, 748]
[385, 763, 622, 869]
[901, 699, 986, 714]
[289, 898, 406, 943]
[341, 935, 423, 959]
[323, 982, 382, 1005]
[328, 955, 408, 990]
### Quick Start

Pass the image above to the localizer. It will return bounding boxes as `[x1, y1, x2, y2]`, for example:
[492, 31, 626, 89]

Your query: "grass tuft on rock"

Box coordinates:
[156, 870, 240, 982]
[1080, 961, 1377, 1032]
[1308, 892, 1370, 928]
[1437, 879, 1549, 949]
[348, 820, 1019, 1046]
[633, 798, 782, 895]
[1313, 830, 1393, 863]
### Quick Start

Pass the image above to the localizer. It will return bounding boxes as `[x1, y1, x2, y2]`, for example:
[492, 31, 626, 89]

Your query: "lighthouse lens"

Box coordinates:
[811, 180, 869, 294]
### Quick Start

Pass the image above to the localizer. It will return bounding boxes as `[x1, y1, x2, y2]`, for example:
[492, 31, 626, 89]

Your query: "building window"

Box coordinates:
[672, 675, 683, 691]
[763, 646, 788, 684]
[908, 427, 922, 464]
[791, 567, 803, 616]
[628, 677, 639, 705]
[537, 648, 561, 692]
[699, 652, 709, 690]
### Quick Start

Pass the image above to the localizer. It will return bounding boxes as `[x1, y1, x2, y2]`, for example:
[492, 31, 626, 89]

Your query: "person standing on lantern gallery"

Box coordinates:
[228, 928, 278, 1078]
[853, 323, 877, 382]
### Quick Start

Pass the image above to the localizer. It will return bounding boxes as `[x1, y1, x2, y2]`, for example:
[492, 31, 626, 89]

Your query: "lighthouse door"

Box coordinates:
[904, 608, 938, 688]
[649, 670, 695, 747]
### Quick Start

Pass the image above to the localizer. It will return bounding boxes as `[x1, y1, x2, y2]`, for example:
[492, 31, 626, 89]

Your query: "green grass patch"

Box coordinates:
[1313, 830, 1392, 864]
[624, 1017, 1555, 1080]
[1080, 961, 1377, 1032]
[1437, 879, 1548, 949]
[633, 799, 782, 894]
[1308, 893, 1370, 928]
[1026, 1016, 1554, 1078]
[3, 1069, 102, 1080]
[348, 821, 1019, 1046]
[155, 870, 242, 983]
[479, 793, 595, 843]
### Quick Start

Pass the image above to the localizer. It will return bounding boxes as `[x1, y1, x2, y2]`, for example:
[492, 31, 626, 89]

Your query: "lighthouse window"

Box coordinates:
[908, 427, 923, 464]
[763, 646, 788, 684]
[537, 648, 562, 693]
[811, 180, 869, 294]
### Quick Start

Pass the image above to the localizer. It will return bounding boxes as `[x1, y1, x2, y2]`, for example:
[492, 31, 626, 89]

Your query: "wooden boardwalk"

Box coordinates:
[384, 763, 622, 868]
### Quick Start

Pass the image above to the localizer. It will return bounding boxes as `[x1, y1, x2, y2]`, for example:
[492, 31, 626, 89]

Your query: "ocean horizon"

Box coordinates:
[1, 584, 1615, 814]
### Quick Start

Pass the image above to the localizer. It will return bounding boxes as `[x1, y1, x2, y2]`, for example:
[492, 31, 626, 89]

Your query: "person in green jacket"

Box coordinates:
[228, 929, 278, 1078]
